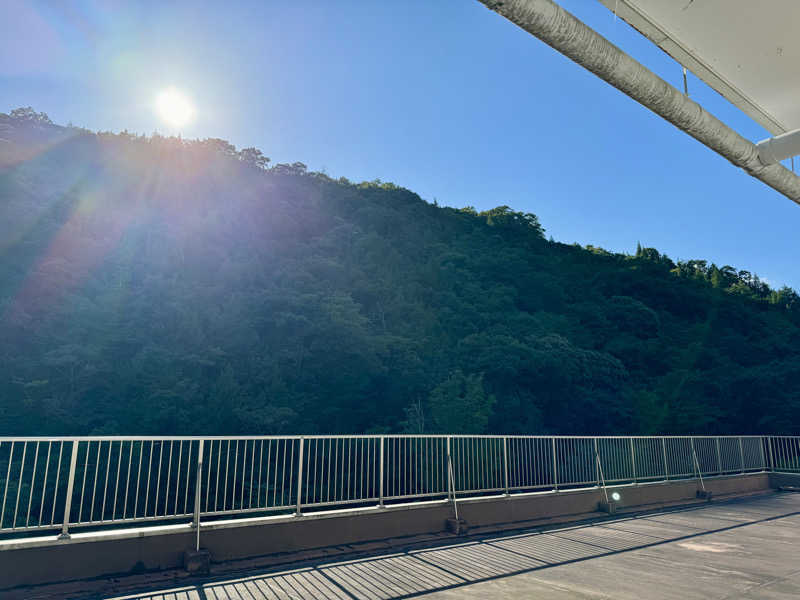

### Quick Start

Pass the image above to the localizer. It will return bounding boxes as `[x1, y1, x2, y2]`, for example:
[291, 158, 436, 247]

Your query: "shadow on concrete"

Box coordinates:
[105, 494, 800, 600]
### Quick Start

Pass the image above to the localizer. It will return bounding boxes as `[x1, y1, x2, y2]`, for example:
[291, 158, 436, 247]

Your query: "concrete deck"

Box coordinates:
[26, 491, 800, 599]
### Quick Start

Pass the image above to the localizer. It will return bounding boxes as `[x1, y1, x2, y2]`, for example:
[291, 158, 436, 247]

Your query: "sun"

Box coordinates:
[155, 88, 195, 128]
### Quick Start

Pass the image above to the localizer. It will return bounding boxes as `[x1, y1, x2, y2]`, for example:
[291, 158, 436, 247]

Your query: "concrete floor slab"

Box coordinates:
[18, 492, 800, 599]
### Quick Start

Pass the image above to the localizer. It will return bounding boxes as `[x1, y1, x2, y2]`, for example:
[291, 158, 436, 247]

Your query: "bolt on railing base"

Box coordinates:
[57, 533, 71, 540]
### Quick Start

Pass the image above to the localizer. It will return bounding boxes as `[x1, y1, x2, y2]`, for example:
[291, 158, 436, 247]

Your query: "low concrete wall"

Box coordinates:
[769, 471, 800, 488]
[0, 528, 196, 589]
[0, 473, 771, 590]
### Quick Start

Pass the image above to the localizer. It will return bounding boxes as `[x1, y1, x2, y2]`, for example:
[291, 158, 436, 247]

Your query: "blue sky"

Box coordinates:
[2, 0, 798, 289]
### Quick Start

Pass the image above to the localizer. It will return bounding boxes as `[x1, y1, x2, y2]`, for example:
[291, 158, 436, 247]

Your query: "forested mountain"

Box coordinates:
[1, 108, 799, 436]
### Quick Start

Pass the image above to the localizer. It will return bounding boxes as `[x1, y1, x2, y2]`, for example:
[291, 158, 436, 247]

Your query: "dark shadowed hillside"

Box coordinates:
[1, 108, 799, 436]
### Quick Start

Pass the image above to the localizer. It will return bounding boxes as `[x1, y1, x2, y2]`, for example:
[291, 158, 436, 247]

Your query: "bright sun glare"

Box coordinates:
[156, 88, 195, 128]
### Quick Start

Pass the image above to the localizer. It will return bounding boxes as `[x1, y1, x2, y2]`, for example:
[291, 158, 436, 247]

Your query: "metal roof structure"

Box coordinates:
[597, 0, 800, 135]
[480, 0, 800, 204]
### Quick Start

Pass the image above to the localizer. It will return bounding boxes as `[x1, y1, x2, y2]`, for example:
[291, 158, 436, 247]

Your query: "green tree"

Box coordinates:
[423, 371, 495, 434]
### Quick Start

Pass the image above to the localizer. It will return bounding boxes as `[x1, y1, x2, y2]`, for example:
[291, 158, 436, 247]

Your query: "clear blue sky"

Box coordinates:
[3, 0, 798, 289]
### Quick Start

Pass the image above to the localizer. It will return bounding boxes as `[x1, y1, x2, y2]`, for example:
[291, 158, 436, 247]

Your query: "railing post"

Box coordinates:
[552, 438, 559, 491]
[295, 437, 304, 517]
[446, 436, 459, 520]
[379, 436, 384, 508]
[192, 439, 204, 551]
[690, 437, 707, 493]
[446, 435, 452, 496]
[662, 437, 669, 480]
[630, 438, 637, 483]
[503, 437, 509, 496]
[715, 437, 722, 474]
[58, 441, 80, 539]
[593, 438, 600, 486]
[738, 437, 745, 473]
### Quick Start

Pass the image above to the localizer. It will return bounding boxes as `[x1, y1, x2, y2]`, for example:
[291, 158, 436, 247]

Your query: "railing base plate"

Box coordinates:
[446, 517, 468, 535]
[184, 549, 210, 575]
[598, 501, 618, 514]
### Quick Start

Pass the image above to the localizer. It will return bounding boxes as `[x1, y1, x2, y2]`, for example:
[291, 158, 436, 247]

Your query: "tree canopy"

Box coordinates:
[1, 108, 799, 436]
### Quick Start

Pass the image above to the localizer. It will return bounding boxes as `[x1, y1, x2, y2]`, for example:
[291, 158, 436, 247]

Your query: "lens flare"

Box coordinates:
[156, 88, 195, 127]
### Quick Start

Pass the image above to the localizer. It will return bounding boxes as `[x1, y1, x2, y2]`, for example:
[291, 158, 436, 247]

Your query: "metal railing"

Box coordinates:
[0, 435, 792, 539]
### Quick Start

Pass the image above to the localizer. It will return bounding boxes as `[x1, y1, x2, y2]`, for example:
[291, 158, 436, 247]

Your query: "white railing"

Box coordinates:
[0, 435, 793, 538]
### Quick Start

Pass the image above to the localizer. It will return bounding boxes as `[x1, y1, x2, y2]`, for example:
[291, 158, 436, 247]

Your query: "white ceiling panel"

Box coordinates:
[597, 0, 800, 134]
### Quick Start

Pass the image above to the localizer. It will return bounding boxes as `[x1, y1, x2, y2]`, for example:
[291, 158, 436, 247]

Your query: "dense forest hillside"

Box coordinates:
[1, 107, 799, 436]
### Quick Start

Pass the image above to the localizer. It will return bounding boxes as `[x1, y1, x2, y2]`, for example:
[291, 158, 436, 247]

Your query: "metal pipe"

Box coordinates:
[193, 439, 204, 551]
[59, 442, 79, 539]
[478, 0, 800, 204]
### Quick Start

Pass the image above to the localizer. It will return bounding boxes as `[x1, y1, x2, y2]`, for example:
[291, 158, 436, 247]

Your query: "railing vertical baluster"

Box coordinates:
[59, 441, 79, 539]
[280, 440, 287, 507]
[112, 440, 122, 521]
[715, 438, 722, 474]
[144, 441, 153, 518]
[295, 437, 304, 516]
[757, 436, 765, 471]
[662, 437, 669, 480]
[768, 436, 775, 471]
[552, 438, 558, 490]
[630, 438, 637, 483]
[738, 437, 745, 473]
[50, 441, 63, 526]
[175, 441, 183, 516]
[13, 442, 27, 529]
[249, 440, 255, 509]
[162, 441, 172, 518]
[101, 441, 112, 521]
[503, 437, 509, 496]
[192, 439, 204, 552]
[38, 442, 52, 526]
[379, 436, 385, 508]
[123, 442, 132, 521]
[134, 441, 143, 518]
[1, 442, 14, 529]
[25, 442, 39, 527]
